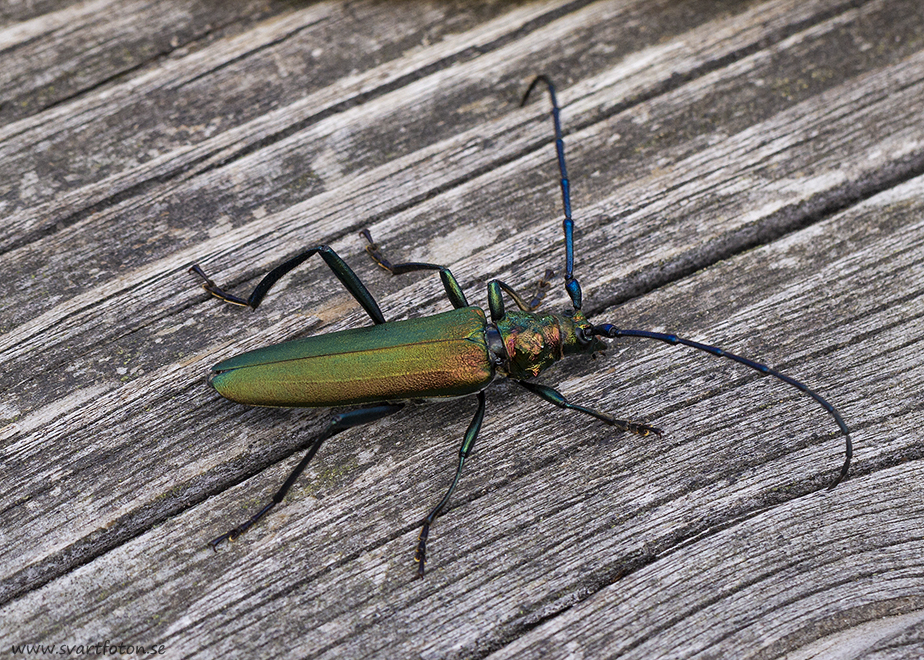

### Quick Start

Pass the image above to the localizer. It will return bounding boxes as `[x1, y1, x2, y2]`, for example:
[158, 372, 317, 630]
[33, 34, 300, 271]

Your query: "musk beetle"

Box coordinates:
[190, 76, 852, 576]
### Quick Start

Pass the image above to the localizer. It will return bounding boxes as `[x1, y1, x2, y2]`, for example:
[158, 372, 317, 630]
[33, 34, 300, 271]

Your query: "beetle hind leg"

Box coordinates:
[190, 243, 388, 324]
[208, 404, 404, 550]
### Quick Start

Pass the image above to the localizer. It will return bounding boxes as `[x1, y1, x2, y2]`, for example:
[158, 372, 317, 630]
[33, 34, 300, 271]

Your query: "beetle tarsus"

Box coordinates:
[208, 502, 276, 550]
[624, 421, 662, 437]
[415, 523, 431, 578]
[594, 413, 661, 437]
[189, 264, 251, 307]
[359, 229, 389, 272]
[207, 527, 244, 550]
[208, 533, 231, 551]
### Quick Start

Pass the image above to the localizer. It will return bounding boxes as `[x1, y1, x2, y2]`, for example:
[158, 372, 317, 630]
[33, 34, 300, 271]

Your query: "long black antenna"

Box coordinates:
[593, 324, 852, 488]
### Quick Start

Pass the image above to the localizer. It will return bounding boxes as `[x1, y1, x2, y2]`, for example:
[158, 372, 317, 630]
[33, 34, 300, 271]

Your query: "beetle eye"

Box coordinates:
[577, 326, 594, 344]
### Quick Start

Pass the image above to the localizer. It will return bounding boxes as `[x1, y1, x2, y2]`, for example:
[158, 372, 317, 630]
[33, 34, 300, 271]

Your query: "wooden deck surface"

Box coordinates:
[2, 0, 923, 657]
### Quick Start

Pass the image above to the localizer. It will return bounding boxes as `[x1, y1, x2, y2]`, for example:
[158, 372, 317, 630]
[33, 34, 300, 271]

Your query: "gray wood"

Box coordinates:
[2, 0, 922, 657]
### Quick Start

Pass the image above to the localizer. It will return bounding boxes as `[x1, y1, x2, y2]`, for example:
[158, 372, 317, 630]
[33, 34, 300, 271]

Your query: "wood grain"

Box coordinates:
[2, 0, 922, 657]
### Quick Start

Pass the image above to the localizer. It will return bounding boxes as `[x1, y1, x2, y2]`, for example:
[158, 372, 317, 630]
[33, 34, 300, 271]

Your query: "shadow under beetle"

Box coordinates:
[190, 76, 852, 577]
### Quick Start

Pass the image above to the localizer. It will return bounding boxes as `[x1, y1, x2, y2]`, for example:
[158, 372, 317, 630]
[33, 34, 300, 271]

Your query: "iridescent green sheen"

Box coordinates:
[495, 308, 604, 379]
[210, 307, 494, 407]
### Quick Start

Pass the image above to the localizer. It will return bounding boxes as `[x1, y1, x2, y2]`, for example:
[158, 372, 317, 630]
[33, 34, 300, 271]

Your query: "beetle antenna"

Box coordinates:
[522, 76, 582, 310]
[592, 324, 852, 489]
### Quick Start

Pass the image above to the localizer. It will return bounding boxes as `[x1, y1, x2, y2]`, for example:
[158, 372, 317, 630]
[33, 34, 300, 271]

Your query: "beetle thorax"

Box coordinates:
[493, 309, 603, 379]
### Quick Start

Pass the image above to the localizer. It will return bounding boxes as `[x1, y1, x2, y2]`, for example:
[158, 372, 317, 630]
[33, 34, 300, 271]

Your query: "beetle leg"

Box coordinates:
[526, 268, 556, 311]
[190, 244, 388, 324]
[515, 380, 661, 437]
[360, 229, 469, 309]
[208, 403, 404, 550]
[415, 391, 486, 577]
[485, 280, 530, 323]
[488, 276, 552, 318]
[487, 281, 507, 323]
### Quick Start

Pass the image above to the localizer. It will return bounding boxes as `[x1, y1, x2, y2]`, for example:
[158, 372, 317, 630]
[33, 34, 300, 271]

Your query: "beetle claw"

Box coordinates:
[208, 532, 232, 551]
[630, 422, 662, 437]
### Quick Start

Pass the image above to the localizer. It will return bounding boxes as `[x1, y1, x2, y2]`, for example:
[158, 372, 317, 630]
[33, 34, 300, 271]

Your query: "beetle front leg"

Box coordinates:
[486, 277, 554, 324]
[516, 380, 661, 437]
[415, 391, 486, 577]
[190, 243, 388, 324]
[525, 268, 556, 311]
[209, 403, 404, 550]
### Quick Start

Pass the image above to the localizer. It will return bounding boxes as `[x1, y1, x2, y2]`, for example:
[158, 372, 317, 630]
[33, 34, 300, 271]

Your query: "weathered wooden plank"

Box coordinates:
[6, 149, 922, 658]
[4, 0, 906, 442]
[2, 0, 923, 657]
[0, 0, 294, 125]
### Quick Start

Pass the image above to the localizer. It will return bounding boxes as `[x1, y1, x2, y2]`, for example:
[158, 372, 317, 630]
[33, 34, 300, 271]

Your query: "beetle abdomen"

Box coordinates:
[209, 307, 494, 407]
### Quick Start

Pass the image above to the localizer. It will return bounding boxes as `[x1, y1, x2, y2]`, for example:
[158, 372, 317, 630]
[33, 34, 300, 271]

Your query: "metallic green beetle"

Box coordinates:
[191, 76, 852, 576]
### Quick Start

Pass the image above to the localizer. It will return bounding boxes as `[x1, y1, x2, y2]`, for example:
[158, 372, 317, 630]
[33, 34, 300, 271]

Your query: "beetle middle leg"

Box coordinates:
[360, 229, 470, 310]
[414, 391, 486, 577]
[209, 403, 404, 550]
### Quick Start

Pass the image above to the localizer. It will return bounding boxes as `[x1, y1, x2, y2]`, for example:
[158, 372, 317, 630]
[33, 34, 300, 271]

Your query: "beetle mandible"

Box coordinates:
[190, 76, 852, 577]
